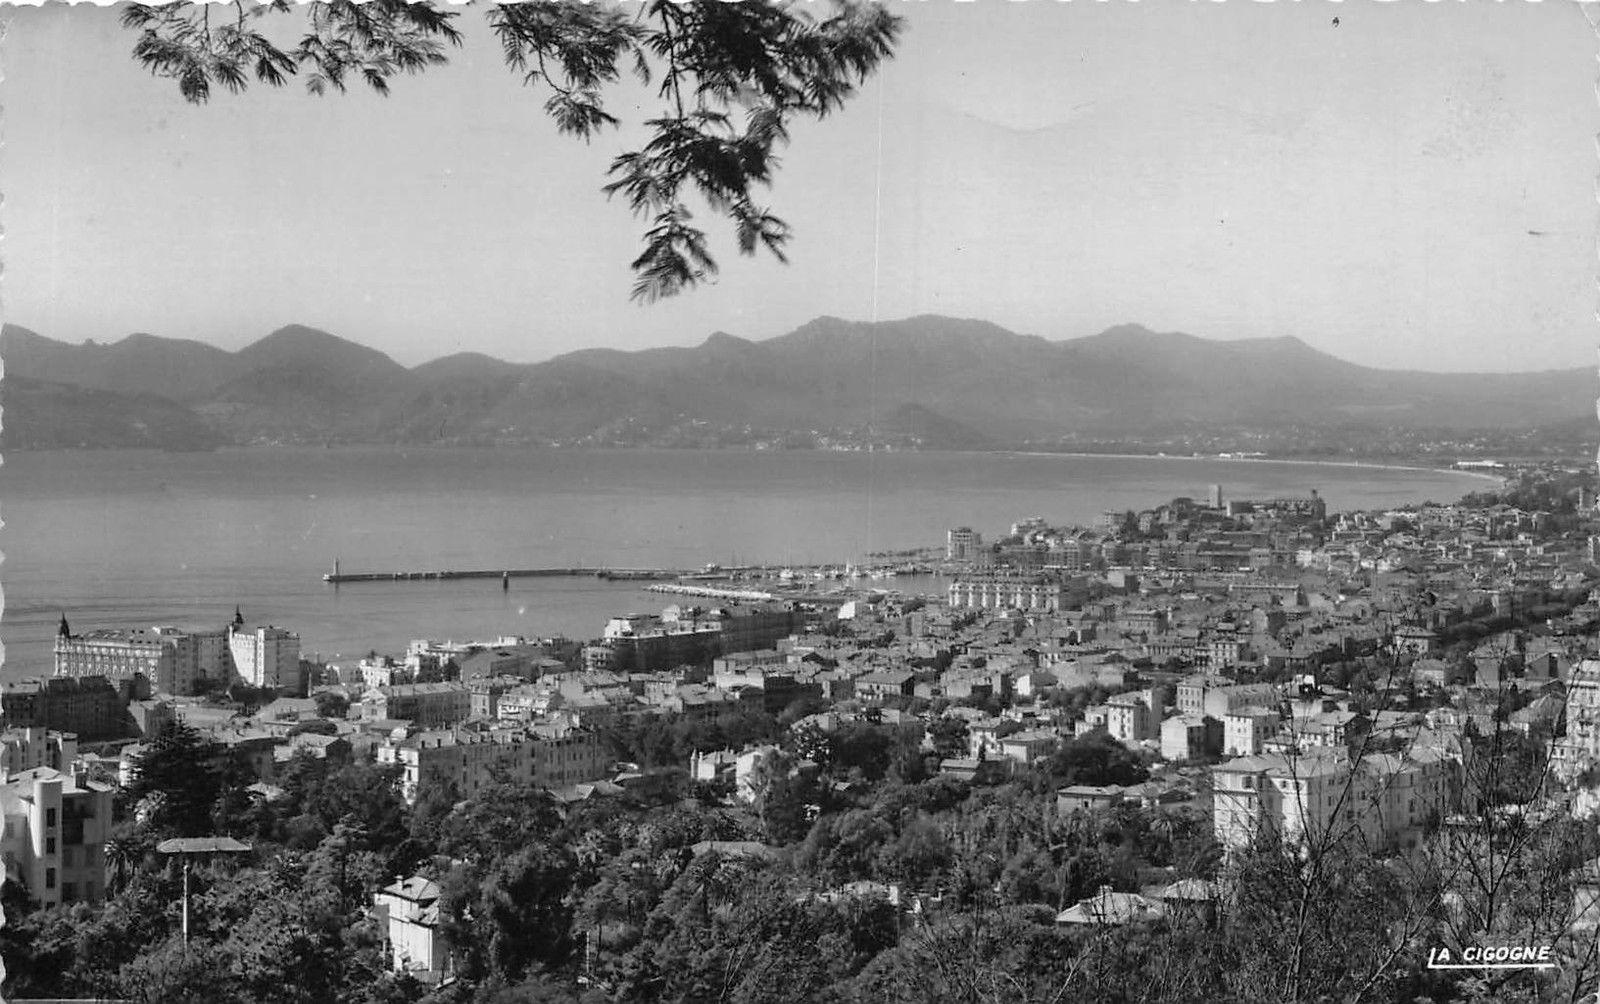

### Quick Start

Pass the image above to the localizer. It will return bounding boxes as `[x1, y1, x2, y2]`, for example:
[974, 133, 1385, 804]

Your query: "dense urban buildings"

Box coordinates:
[17, 468, 1600, 1000]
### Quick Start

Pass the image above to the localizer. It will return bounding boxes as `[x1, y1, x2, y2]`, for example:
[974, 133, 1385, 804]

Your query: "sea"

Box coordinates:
[0, 447, 1494, 679]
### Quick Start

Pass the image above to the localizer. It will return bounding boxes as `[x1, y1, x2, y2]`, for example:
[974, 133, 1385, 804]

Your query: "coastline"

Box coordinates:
[3, 445, 1528, 672]
[2, 441, 1538, 485]
[996, 450, 1511, 487]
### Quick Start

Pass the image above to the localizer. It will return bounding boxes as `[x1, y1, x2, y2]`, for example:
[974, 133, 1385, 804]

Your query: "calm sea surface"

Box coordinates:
[0, 448, 1491, 678]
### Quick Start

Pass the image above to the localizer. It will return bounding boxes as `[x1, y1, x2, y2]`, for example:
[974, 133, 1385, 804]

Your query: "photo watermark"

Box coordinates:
[1425, 946, 1559, 971]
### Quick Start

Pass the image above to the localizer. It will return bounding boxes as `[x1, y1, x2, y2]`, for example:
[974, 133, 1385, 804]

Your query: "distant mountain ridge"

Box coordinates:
[1, 316, 1592, 451]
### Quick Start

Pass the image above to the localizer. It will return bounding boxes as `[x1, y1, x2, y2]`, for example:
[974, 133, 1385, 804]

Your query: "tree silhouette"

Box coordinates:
[120, 0, 902, 302]
[125, 719, 228, 838]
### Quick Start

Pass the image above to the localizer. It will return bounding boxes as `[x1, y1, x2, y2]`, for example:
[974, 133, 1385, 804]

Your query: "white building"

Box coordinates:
[361, 682, 473, 727]
[377, 722, 609, 804]
[229, 622, 301, 692]
[947, 576, 1072, 613]
[1160, 715, 1212, 762]
[734, 745, 783, 803]
[359, 656, 413, 690]
[1223, 707, 1281, 757]
[1177, 676, 1281, 720]
[374, 875, 452, 981]
[1097, 692, 1159, 745]
[0, 727, 78, 778]
[1211, 747, 1453, 855]
[947, 526, 985, 562]
[1553, 659, 1600, 782]
[999, 728, 1060, 766]
[53, 621, 233, 696]
[0, 767, 115, 906]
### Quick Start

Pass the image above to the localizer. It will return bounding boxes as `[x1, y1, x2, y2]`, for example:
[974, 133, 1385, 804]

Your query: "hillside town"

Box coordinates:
[7, 463, 1600, 1002]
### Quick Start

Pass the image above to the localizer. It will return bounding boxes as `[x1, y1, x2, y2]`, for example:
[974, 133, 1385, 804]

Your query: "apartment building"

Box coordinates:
[0, 727, 78, 778]
[587, 615, 721, 673]
[229, 621, 302, 692]
[946, 526, 985, 562]
[946, 576, 1074, 613]
[54, 621, 216, 696]
[1553, 659, 1600, 782]
[0, 676, 128, 741]
[374, 875, 453, 982]
[361, 683, 472, 728]
[1211, 746, 1453, 855]
[583, 605, 803, 675]
[1105, 694, 1158, 744]
[1177, 676, 1281, 720]
[0, 767, 115, 906]
[1222, 707, 1281, 757]
[376, 722, 609, 804]
[359, 656, 412, 689]
[1160, 715, 1220, 762]
[999, 729, 1061, 766]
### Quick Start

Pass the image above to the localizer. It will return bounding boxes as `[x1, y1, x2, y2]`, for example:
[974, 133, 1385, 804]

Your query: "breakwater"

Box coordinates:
[323, 567, 680, 584]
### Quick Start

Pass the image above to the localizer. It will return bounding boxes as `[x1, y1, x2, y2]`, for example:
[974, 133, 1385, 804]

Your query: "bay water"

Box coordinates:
[0, 447, 1490, 677]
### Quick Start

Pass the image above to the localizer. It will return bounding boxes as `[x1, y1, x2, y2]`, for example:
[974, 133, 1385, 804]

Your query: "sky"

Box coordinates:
[2, 0, 1596, 372]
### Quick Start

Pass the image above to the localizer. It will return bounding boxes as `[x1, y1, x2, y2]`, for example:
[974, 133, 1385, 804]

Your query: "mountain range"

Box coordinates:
[0, 316, 1592, 451]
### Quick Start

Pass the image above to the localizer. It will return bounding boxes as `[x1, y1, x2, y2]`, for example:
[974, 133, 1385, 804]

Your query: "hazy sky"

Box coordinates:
[3, 1, 1596, 371]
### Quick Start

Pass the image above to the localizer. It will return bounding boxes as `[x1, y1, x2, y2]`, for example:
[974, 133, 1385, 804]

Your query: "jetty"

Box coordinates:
[323, 567, 680, 584]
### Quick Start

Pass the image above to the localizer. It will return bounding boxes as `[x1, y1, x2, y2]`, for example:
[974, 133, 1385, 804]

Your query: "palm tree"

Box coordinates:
[104, 834, 139, 895]
[1149, 805, 1205, 846]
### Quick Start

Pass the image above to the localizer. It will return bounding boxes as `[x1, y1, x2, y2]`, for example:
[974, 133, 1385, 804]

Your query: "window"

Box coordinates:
[45, 868, 56, 890]
[45, 837, 56, 855]
[45, 808, 57, 828]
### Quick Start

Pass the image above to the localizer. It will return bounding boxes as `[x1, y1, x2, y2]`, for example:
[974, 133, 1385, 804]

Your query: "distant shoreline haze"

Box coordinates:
[0, 316, 1593, 456]
[7, 314, 1591, 377]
